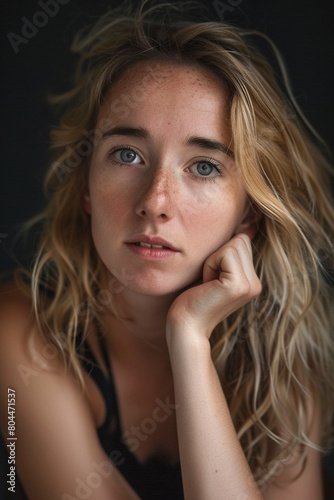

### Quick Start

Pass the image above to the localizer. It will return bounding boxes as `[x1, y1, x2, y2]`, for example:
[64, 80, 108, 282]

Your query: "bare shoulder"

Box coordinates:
[0, 282, 36, 359]
[0, 281, 33, 319]
[0, 280, 36, 327]
[0, 281, 66, 410]
[0, 282, 140, 499]
[0, 281, 53, 373]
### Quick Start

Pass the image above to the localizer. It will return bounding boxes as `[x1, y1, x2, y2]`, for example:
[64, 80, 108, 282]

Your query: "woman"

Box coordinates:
[0, 1, 333, 498]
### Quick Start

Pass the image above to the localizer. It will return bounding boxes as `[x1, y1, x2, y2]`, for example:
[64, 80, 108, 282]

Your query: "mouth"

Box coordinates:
[133, 242, 171, 250]
[125, 234, 179, 252]
[125, 234, 180, 260]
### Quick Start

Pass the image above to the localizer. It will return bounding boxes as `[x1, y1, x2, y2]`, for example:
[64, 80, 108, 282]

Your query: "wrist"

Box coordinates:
[166, 322, 211, 359]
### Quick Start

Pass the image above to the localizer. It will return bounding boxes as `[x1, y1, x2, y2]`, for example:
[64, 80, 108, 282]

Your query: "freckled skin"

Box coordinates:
[84, 62, 250, 297]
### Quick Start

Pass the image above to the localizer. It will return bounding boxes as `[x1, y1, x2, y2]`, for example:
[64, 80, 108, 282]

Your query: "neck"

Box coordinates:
[101, 287, 178, 363]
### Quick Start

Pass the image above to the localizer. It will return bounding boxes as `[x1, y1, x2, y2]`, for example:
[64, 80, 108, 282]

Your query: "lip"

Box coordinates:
[125, 234, 180, 261]
[125, 234, 179, 251]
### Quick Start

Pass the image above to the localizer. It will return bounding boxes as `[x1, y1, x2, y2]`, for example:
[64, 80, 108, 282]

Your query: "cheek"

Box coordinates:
[182, 182, 240, 223]
[88, 179, 130, 236]
[183, 185, 246, 247]
[88, 184, 129, 270]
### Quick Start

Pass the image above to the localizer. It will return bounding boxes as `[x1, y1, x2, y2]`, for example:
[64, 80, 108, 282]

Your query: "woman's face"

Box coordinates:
[85, 62, 254, 296]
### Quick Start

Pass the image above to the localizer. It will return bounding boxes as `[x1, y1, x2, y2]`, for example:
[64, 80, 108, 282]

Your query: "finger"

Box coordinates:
[203, 236, 246, 284]
[236, 233, 253, 258]
[228, 235, 262, 298]
[217, 245, 252, 298]
[200, 244, 254, 320]
[203, 235, 261, 299]
[202, 234, 251, 283]
[230, 235, 255, 279]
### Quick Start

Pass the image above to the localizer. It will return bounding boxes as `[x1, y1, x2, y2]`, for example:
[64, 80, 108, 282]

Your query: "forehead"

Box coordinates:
[113, 60, 226, 97]
[98, 61, 231, 136]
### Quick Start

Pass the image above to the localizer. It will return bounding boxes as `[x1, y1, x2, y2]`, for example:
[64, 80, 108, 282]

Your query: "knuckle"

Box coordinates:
[229, 276, 262, 300]
[223, 246, 239, 259]
[234, 234, 250, 247]
[232, 277, 251, 296]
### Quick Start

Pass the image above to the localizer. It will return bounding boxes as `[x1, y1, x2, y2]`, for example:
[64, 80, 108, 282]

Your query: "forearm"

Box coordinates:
[167, 329, 263, 500]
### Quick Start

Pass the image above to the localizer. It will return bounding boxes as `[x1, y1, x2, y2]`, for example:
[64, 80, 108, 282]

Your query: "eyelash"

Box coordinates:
[106, 146, 224, 181]
[107, 145, 142, 166]
[190, 159, 223, 183]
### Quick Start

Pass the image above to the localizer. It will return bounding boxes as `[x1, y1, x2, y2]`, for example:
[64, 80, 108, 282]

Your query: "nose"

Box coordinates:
[135, 165, 175, 221]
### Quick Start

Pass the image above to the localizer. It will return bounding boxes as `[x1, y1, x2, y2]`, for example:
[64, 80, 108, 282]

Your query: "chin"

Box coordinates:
[122, 280, 187, 297]
[109, 270, 201, 298]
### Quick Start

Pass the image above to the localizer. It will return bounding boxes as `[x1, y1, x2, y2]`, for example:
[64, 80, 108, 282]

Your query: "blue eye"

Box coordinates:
[189, 161, 221, 178]
[111, 148, 142, 164]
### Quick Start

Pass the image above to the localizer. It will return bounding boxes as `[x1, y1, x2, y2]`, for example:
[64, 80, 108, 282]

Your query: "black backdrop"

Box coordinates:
[0, 0, 334, 496]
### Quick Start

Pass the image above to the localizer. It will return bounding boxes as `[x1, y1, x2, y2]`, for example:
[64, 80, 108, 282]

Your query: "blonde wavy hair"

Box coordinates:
[16, 0, 334, 486]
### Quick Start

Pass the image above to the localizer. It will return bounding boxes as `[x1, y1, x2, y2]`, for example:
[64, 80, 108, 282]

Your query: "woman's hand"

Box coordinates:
[165, 235, 264, 500]
[166, 234, 262, 340]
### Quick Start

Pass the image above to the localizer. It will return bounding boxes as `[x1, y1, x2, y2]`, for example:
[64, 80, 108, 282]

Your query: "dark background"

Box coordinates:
[0, 0, 334, 497]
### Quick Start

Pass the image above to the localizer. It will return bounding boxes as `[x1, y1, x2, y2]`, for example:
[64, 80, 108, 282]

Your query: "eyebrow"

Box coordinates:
[100, 126, 234, 158]
[187, 136, 234, 158]
[100, 126, 148, 141]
